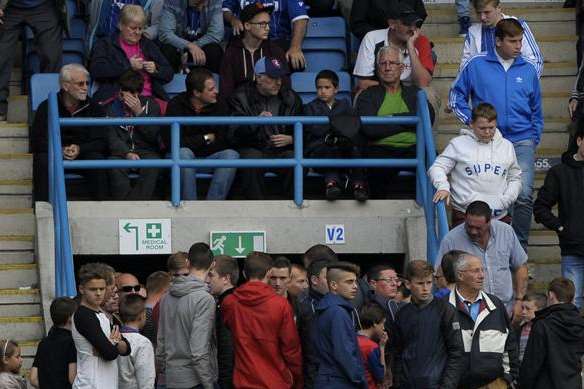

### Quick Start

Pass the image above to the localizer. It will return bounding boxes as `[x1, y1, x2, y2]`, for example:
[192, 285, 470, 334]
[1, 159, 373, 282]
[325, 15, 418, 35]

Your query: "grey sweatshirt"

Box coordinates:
[156, 275, 218, 388]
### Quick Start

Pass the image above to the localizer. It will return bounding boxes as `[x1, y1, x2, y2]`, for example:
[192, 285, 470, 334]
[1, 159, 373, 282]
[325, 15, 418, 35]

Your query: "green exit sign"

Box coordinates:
[210, 231, 267, 258]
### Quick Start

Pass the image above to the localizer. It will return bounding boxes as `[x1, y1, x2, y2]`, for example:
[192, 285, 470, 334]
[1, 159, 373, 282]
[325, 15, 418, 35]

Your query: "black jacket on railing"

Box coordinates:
[354, 83, 435, 143]
[89, 33, 174, 102]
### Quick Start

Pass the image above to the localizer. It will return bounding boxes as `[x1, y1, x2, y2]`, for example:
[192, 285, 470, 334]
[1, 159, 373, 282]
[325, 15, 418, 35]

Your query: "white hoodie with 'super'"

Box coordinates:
[428, 128, 522, 218]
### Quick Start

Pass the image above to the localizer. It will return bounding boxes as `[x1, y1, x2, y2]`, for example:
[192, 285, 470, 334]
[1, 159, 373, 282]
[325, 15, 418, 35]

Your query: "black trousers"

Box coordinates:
[161, 42, 223, 74]
[108, 152, 161, 200]
[0, 1, 63, 114]
[359, 143, 416, 195]
[238, 147, 294, 200]
[306, 143, 361, 184]
[33, 150, 109, 202]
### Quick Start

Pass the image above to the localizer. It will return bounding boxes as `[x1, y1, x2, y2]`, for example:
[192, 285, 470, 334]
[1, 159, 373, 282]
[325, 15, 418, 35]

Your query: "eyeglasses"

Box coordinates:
[376, 277, 399, 284]
[248, 21, 270, 29]
[120, 284, 141, 293]
[69, 80, 89, 87]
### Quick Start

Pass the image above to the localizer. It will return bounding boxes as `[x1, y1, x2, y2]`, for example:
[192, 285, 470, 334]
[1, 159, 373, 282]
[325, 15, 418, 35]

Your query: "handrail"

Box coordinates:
[47, 90, 448, 296]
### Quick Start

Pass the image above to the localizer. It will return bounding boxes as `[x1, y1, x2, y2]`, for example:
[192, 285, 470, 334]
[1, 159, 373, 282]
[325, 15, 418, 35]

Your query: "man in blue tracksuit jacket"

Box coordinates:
[449, 18, 543, 251]
[312, 262, 368, 388]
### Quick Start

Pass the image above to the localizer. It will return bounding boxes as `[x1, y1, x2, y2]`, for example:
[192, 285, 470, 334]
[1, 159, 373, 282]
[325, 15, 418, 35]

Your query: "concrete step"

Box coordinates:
[528, 229, 559, 245]
[528, 262, 562, 284]
[0, 195, 32, 208]
[0, 316, 44, 341]
[0, 263, 38, 288]
[433, 62, 578, 78]
[528, 245, 561, 264]
[0, 209, 34, 235]
[436, 130, 569, 151]
[0, 235, 34, 251]
[422, 20, 575, 38]
[7, 96, 28, 124]
[425, 3, 575, 24]
[432, 36, 577, 64]
[0, 154, 32, 180]
[0, 304, 41, 316]
[0, 138, 28, 153]
[0, 123, 28, 138]
[0, 288, 40, 304]
[0, 251, 34, 264]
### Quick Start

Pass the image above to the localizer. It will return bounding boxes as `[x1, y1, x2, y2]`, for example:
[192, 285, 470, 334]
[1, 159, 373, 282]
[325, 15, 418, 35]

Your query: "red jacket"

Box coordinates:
[222, 281, 303, 389]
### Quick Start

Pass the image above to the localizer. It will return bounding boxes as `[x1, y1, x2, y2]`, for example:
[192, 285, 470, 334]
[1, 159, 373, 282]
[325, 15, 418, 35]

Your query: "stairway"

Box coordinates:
[424, 2, 573, 292]
[0, 92, 42, 380]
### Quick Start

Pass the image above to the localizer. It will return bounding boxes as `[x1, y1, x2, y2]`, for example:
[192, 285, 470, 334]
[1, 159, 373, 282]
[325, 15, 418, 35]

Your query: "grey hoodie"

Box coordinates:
[156, 275, 217, 388]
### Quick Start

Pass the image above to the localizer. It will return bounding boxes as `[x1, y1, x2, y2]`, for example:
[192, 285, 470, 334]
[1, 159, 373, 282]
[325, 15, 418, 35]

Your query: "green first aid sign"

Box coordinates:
[119, 219, 171, 255]
[210, 231, 266, 258]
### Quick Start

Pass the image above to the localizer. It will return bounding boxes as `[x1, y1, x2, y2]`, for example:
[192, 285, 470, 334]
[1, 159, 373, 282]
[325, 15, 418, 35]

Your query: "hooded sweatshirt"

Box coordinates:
[222, 281, 303, 389]
[519, 303, 584, 389]
[533, 151, 584, 256]
[428, 128, 522, 218]
[156, 275, 217, 389]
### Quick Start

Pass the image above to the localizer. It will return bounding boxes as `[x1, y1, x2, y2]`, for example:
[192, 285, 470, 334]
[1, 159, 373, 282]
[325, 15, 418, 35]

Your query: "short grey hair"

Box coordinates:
[59, 64, 89, 86]
[453, 253, 475, 282]
[376, 45, 405, 68]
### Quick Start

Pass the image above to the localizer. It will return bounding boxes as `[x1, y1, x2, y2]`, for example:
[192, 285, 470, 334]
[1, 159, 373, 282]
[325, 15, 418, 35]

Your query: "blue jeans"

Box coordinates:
[174, 148, 239, 200]
[562, 255, 584, 308]
[455, 0, 470, 18]
[511, 139, 536, 250]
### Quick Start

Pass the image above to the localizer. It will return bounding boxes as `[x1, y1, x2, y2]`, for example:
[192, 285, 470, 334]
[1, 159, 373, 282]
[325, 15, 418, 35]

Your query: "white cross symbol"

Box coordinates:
[147, 225, 161, 237]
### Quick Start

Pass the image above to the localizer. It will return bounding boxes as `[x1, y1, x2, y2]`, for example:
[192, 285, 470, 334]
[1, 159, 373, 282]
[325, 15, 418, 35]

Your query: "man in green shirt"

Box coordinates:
[354, 45, 435, 200]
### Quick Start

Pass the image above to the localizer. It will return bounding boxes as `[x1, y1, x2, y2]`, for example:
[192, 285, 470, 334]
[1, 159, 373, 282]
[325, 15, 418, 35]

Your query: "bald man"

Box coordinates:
[117, 273, 144, 299]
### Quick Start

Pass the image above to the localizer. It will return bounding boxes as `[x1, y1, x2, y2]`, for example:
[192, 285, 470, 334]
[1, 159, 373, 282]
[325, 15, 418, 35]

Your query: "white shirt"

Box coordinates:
[495, 50, 515, 72]
[118, 331, 156, 389]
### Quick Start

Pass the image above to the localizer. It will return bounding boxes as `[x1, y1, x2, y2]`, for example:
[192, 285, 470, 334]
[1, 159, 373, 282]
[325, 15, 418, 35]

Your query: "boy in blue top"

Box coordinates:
[222, 0, 309, 70]
[449, 18, 543, 252]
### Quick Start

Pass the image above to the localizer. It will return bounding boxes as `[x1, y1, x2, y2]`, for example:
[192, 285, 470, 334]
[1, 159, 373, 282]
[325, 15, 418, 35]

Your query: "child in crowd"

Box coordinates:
[428, 102, 522, 226]
[30, 297, 78, 389]
[357, 303, 388, 389]
[0, 339, 25, 389]
[511, 292, 547, 362]
[304, 70, 361, 200]
[72, 263, 131, 389]
[118, 294, 156, 389]
[395, 283, 411, 304]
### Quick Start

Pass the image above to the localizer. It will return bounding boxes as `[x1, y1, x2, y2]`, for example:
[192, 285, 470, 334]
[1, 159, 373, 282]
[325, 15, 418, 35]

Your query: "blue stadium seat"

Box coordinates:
[291, 71, 352, 104]
[26, 39, 85, 74]
[164, 73, 220, 98]
[30, 73, 60, 111]
[302, 17, 347, 72]
[70, 18, 87, 40]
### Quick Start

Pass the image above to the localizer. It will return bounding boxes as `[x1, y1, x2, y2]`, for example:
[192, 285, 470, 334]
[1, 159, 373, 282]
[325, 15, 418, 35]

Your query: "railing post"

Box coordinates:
[170, 122, 181, 207]
[293, 122, 304, 207]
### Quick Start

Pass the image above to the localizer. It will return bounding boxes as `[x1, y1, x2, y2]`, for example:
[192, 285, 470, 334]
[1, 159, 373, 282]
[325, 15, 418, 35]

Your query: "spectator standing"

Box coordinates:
[296, 258, 330, 388]
[159, 0, 224, 73]
[510, 292, 546, 362]
[534, 125, 584, 308]
[222, 252, 303, 389]
[206, 255, 239, 389]
[219, 3, 288, 100]
[228, 56, 303, 199]
[304, 70, 358, 201]
[32, 64, 110, 202]
[118, 294, 156, 389]
[520, 278, 584, 389]
[268, 256, 292, 297]
[288, 263, 308, 298]
[392, 260, 465, 389]
[105, 70, 162, 201]
[30, 297, 78, 389]
[164, 68, 239, 201]
[455, 0, 471, 36]
[302, 243, 338, 268]
[350, 0, 427, 40]
[449, 254, 519, 388]
[433, 250, 466, 299]
[117, 272, 144, 300]
[461, 0, 543, 78]
[353, 4, 434, 94]
[355, 45, 435, 200]
[450, 19, 543, 250]
[356, 304, 388, 389]
[142, 271, 171, 346]
[436, 201, 528, 313]
[0, 0, 63, 121]
[156, 243, 217, 389]
[313, 262, 368, 389]
[429, 103, 522, 226]
[367, 264, 401, 326]
[72, 263, 131, 389]
[0, 340, 25, 389]
[222, 0, 308, 71]
[570, 62, 584, 120]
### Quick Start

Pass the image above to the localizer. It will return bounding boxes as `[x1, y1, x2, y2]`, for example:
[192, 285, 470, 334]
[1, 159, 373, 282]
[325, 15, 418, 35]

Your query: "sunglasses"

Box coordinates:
[120, 284, 141, 293]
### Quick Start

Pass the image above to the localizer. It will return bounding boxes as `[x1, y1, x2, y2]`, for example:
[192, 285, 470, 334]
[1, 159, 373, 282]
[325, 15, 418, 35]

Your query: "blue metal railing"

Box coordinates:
[47, 90, 448, 297]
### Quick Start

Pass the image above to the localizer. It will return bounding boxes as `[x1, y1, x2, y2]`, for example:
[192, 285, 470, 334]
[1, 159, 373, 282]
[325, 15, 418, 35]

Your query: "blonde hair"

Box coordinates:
[0, 339, 18, 372]
[119, 5, 146, 27]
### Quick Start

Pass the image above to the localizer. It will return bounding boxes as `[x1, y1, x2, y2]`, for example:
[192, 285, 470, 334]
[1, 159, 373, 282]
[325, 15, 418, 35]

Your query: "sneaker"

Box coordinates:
[353, 183, 368, 202]
[325, 180, 342, 201]
[458, 16, 470, 37]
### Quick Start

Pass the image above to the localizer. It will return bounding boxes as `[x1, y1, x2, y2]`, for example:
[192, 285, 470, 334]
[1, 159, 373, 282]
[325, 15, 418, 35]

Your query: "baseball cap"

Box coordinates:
[385, 3, 423, 26]
[254, 57, 289, 78]
[240, 2, 274, 23]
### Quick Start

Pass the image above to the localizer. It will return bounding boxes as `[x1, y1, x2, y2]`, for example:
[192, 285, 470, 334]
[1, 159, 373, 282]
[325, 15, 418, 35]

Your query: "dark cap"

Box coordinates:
[254, 56, 288, 78]
[240, 2, 274, 23]
[385, 3, 423, 26]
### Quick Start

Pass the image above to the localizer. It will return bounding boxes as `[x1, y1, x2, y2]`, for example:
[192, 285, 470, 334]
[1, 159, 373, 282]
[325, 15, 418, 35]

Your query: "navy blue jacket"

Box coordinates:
[297, 288, 325, 388]
[303, 98, 354, 152]
[312, 293, 368, 388]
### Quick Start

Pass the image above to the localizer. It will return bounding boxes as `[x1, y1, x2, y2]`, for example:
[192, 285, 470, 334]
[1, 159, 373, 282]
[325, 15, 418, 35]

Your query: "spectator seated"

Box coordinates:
[291, 71, 351, 104]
